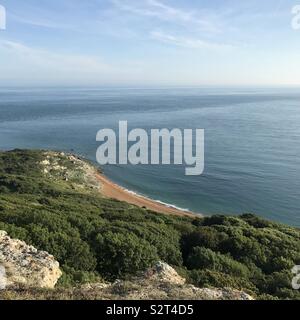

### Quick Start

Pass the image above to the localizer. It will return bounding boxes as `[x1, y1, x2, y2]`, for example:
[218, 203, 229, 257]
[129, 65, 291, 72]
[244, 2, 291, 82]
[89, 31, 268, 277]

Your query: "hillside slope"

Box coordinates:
[0, 150, 299, 300]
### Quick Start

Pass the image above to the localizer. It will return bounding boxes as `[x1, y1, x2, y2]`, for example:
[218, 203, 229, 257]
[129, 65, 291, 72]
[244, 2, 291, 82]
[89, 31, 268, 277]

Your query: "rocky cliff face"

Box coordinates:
[0, 231, 62, 289]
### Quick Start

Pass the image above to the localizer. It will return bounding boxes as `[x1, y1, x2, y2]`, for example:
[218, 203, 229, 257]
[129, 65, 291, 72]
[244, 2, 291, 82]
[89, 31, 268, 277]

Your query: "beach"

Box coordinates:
[95, 173, 197, 218]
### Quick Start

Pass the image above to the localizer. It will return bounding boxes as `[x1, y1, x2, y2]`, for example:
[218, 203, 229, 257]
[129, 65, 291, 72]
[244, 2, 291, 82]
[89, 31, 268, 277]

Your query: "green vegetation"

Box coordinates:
[0, 149, 299, 300]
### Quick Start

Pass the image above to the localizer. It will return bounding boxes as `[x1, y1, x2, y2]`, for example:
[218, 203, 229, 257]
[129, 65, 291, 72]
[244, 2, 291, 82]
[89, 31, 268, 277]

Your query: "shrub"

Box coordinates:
[95, 231, 159, 279]
[189, 269, 257, 294]
[187, 247, 250, 278]
[0, 150, 299, 300]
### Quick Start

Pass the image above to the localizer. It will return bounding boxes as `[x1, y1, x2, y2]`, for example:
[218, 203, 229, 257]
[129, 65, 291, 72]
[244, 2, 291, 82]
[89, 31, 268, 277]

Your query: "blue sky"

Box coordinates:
[0, 0, 300, 86]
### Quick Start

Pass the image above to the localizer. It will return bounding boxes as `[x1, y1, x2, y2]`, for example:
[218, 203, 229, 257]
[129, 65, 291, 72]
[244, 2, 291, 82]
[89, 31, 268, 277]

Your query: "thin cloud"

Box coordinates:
[0, 40, 111, 72]
[150, 31, 234, 50]
[0, 40, 149, 85]
[111, 0, 220, 33]
[9, 13, 73, 30]
[0, 39, 119, 86]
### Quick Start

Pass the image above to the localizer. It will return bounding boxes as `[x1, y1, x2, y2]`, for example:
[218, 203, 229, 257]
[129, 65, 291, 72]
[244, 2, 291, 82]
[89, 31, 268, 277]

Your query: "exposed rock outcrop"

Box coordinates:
[40, 151, 101, 190]
[144, 261, 186, 285]
[0, 255, 254, 300]
[0, 231, 62, 289]
[78, 262, 254, 301]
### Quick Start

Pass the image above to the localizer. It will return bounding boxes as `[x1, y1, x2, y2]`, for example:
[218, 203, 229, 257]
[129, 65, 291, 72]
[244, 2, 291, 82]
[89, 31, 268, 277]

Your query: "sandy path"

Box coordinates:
[95, 173, 198, 218]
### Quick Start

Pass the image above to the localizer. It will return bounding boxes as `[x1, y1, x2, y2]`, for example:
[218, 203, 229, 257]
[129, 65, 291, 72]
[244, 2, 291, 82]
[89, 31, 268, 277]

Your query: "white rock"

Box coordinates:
[146, 261, 186, 285]
[41, 160, 50, 166]
[0, 231, 62, 289]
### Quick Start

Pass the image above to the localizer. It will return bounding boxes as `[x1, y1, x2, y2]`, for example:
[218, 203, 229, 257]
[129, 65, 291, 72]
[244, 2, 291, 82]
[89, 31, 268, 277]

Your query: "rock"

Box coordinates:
[40, 160, 50, 166]
[0, 231, 62, 289]
[137, 261, 254, 300]
[0, 257, 255, 300]
[39, 152, 101, 190]
[144, 261, 186, 285]
[193, 287, 254, 300]
[84, 261, 255, 300]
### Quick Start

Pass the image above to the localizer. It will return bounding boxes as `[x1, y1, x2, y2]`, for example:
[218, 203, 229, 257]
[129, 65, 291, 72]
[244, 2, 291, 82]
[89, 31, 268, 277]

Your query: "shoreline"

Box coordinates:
[95, 172, 199, 218]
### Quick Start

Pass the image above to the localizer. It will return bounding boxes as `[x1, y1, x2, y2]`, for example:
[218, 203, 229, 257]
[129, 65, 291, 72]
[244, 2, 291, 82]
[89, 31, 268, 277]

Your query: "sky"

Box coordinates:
[0, 0, 300, 86]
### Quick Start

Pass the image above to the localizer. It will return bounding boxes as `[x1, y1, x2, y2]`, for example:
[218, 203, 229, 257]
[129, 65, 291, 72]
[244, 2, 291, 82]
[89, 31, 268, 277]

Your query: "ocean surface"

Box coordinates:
[0, 87, 299, 226]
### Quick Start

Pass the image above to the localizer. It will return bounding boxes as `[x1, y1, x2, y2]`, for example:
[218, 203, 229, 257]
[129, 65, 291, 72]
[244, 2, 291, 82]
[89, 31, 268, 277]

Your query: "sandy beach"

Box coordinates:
[95, 173, 197, 218]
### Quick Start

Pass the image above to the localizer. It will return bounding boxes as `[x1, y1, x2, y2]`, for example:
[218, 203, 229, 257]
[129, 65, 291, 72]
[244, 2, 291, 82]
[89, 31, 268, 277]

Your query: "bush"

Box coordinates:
[0, 150, 299, 300]
[58, 266, 102, 287]
[189, 269, 257, 294]
[181, 227, 228, 259]
[187, 247, 250, 278]
[95, 231, 159, 279]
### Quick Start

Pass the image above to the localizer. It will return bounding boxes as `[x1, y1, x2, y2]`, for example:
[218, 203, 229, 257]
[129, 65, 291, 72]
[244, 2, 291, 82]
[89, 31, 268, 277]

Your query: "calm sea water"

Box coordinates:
[0, 87, 299, 226]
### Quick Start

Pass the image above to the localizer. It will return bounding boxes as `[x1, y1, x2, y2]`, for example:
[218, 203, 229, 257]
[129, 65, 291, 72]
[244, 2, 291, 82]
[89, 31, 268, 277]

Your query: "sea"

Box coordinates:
[0, 87, 299, 226]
